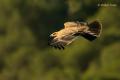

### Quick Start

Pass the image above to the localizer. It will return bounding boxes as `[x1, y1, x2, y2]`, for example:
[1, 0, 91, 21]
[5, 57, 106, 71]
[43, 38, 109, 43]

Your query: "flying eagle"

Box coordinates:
[48, 20, 102, 49]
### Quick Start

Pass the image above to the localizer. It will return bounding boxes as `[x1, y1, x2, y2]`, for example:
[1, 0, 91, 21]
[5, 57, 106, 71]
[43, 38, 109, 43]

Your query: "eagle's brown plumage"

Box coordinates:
[48, 20, 102, 49]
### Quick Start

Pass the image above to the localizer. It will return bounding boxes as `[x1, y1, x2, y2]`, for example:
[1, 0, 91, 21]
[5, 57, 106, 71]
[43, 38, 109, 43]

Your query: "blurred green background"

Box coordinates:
[0, 0, 120, 80]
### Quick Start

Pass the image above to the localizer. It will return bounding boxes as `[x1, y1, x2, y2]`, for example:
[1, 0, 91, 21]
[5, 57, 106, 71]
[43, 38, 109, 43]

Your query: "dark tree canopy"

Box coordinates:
[0, 0, 120, 80]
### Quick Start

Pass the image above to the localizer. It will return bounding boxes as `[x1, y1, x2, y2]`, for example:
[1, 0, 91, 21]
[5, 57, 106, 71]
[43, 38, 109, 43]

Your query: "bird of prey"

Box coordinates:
[48, 20, 102, 49]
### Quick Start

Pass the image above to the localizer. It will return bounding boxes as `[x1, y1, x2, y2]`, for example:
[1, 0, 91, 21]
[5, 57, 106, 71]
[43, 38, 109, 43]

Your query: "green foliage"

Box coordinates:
[0, 0, 120, 80]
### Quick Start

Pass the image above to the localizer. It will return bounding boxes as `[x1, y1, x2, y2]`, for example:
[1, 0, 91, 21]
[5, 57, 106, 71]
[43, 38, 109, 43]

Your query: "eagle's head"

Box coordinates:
[48, 31, 66, 49]
[50, 32, 57, 37]
[48, 32, 58, 46]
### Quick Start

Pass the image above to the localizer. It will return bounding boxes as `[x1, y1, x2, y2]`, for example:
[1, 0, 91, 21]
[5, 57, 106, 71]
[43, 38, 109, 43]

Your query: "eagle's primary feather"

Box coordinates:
[49, 20, 102, 49]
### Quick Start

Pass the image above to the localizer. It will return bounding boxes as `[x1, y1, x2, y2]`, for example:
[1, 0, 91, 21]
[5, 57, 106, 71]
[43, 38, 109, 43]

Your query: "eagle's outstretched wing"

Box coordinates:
[49, 29, 78, 49]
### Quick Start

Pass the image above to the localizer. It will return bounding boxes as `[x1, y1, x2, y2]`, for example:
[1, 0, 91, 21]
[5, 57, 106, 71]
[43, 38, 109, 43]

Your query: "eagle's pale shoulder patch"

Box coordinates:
[64, 22, 77, 28]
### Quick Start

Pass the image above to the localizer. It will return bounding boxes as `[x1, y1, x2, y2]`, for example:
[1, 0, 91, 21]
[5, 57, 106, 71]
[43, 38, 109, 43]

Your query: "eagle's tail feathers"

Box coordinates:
[88, 20, 102, 36]
[81, 20, 102, 41]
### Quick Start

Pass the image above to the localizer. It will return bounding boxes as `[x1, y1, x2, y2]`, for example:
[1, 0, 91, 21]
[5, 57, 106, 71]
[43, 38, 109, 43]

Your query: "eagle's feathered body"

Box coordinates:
[49, 20, 102, 49]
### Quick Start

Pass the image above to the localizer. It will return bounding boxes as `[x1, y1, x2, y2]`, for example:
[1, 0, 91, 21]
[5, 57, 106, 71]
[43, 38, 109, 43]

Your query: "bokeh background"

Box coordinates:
[0, 0, 120, 80]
